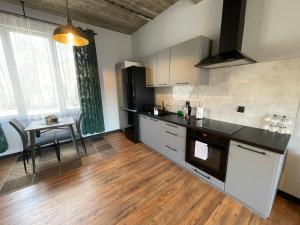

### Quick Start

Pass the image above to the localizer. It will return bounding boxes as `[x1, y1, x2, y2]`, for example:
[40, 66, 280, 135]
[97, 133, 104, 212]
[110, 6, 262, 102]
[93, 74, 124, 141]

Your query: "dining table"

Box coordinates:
[25, 117, 80, 174]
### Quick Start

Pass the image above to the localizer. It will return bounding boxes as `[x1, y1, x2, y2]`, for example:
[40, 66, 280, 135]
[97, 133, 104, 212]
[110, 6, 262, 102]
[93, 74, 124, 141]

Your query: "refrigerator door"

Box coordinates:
[122, 67, 138, 142]
[115, 62, 141, 131]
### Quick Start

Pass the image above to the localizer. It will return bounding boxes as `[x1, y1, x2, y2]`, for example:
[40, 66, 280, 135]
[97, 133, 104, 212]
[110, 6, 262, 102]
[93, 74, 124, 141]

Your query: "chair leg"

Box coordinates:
[25, 150, 29, 163]
[22, 151, 27, 173]
[55, 141, 61, 161]
[81, 138, 87, 154]
[37, 147, 41, 156]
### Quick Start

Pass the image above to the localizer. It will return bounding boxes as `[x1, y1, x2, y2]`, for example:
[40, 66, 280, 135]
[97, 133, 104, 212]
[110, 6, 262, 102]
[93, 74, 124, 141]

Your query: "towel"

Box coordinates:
[194, 141, 208, 160]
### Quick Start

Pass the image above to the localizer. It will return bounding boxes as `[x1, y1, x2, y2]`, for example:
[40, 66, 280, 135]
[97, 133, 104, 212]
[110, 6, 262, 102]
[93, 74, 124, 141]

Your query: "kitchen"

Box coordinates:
[117, 0, 300, 221]
[0, 0, 299, 224]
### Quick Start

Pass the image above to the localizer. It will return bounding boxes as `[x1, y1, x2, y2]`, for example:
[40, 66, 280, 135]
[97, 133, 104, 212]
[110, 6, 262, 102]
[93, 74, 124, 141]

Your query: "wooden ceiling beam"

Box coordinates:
[1, 0, 177, 34]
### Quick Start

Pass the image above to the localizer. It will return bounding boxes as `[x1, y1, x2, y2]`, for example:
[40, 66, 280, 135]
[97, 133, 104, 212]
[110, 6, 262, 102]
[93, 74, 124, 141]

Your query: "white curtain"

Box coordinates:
[0, 13, 80, 122]
[0, 13, 80, 155]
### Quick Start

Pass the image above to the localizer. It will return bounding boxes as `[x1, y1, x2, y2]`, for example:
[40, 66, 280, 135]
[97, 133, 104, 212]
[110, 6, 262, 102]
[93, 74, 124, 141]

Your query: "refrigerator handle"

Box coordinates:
[122, 107, 137, 113]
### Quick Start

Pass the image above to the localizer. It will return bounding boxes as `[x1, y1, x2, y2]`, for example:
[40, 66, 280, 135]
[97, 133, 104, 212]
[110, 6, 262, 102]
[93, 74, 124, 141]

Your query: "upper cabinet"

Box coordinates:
[156, 48, 171, 87]
[144, 36, 211, 87]
[170, 36, 211, 86]
[144, 54, 157, 87]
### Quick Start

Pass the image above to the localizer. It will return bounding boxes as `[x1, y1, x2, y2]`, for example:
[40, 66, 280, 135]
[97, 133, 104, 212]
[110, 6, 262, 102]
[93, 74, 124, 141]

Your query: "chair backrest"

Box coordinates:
[75, 112, 84, 137]
[9, 118, 28, 150]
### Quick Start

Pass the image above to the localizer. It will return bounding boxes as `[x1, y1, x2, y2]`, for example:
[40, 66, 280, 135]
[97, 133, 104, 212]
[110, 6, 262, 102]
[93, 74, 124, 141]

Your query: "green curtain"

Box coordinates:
[0, 124, 8, 153]
[74, 29, 105, 135]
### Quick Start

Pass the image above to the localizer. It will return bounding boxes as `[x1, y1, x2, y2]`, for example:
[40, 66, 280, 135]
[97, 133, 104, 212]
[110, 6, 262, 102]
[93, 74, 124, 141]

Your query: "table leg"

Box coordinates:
[69, 125, 80, 158]
[30, 131, 36, 174]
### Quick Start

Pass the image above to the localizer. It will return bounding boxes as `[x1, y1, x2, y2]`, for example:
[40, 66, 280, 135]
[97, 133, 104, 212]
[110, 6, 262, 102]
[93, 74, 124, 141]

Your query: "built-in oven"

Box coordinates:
[185, 128, 230, 182]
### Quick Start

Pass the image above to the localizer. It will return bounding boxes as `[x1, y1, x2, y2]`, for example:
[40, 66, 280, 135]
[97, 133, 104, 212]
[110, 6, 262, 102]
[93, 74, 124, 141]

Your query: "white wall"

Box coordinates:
[243, 0, 300, 61]
[0, 1, 132, 156]
[280, 101, 300, 198]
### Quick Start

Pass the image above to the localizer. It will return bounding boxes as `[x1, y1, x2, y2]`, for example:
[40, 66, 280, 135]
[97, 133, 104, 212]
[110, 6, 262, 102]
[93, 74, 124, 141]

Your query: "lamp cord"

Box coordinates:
[66, 0, 72, 25]
[20, 1, 26, 17]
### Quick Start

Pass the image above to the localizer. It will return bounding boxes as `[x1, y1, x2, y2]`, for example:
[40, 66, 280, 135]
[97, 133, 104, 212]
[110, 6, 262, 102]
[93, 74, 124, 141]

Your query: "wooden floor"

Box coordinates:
[0, 131, 299, 225]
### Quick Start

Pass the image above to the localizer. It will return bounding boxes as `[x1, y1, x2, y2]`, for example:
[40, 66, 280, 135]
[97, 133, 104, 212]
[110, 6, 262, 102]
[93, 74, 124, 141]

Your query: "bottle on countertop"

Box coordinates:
[185, 101, 192, 120]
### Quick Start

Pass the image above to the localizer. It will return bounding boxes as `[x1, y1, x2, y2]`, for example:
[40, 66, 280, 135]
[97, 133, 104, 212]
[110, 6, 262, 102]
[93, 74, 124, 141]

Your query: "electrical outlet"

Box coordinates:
[237, 106, 245, 113]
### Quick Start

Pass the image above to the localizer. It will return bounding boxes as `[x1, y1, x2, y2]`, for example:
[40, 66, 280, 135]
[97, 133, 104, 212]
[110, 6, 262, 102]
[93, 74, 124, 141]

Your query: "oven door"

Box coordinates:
[186, 131, 229, 181]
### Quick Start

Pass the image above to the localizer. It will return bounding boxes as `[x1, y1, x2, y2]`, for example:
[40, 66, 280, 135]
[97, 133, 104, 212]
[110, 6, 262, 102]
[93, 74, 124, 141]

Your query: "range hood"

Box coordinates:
[195, 0, 256, 69]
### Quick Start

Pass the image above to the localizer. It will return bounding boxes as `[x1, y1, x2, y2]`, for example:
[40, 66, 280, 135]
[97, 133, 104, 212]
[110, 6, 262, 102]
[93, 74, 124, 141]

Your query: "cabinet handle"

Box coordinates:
[158, 83, 168, 86]
[166, 123, 178, 128]
[150, 118, 158, 122]
[147, 84, 154, 87]
[166, 131, 178, 136]
[176, 82, 189, 85]
[237, 145, 266, 155]
[193, 169, 210, 179]
[166, 145, 177, 152]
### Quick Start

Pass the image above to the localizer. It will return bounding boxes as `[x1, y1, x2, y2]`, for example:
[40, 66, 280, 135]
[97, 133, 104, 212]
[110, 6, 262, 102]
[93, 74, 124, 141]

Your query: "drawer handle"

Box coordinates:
[176, 82, 189, 85]
[166, 145, 177, 152]
[237, 145, 266, 155]
[166, 123, 178, 128]
[147, 84, 154, 87]
[158, 83, 168, 86]
[193, 169, 210, 179]
[150, 118, 158, 122]
[166, 131, 178, 136]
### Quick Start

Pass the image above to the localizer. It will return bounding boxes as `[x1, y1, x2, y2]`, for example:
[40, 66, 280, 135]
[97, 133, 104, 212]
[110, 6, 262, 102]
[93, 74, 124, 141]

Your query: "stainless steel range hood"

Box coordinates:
[195, 0, 256, 69]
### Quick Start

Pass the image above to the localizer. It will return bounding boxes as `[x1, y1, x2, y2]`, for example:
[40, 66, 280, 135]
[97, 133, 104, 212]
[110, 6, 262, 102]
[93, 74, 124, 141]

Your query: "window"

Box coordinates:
[0, 13, 79, 121]
[0, 36, 17, 117]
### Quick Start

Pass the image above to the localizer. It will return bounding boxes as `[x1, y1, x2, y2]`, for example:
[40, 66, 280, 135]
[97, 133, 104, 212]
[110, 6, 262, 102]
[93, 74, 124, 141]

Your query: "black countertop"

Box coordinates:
[142, 113, 243, 136]
[141, 112, 290, 154]
[231, 126, 290, 154]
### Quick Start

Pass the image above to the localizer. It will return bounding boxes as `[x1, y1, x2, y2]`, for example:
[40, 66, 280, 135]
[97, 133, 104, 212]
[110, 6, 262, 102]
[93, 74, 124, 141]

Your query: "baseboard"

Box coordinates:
[278, 189, 300, 205]
[0, 152, 21, 160]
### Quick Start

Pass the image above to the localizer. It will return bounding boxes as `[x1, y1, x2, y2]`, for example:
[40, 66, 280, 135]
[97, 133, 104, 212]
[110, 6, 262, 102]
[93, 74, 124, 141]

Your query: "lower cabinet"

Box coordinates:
[139, 115, 186, 167]
[225, 141, 284, 218]
[139, 115, 150, 145]
[139, 115, 285, 219]
[139, 115, 161, 151]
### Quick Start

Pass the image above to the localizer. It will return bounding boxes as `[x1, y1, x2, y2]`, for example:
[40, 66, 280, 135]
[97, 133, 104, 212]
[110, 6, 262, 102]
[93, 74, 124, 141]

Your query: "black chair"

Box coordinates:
[56, 113, 87, 154]
[9, 118, 60, 173]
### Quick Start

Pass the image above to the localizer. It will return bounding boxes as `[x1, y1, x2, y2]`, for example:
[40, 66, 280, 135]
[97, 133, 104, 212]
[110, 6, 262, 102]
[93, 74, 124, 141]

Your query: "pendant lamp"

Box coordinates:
[53, 0, 89, 46]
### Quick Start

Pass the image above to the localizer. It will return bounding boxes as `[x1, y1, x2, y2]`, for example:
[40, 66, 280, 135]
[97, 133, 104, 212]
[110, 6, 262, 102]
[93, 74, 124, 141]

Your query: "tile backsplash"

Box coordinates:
[155, 58, 300, 131]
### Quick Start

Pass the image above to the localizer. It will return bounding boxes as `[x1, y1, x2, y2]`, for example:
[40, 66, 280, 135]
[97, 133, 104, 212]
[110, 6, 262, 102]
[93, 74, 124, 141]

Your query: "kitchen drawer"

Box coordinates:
[160, 130, 186, 152]
[185, 163, 225, 191]
[161, 143, 185, 167]
[160, 121, 186, 138]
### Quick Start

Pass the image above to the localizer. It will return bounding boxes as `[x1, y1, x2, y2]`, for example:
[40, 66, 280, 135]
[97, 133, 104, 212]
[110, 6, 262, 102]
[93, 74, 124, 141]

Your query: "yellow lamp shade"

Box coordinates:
[53, 25, 89, 46]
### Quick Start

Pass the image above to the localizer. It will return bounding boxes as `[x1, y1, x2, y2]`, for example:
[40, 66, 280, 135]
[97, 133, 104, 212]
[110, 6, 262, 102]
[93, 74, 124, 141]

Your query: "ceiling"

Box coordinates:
[2, 0, 178, 34]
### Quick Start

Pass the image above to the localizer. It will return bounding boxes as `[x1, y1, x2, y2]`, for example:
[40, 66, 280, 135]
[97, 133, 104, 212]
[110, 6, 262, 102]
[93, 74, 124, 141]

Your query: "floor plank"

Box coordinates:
[0, 131, 299, 225]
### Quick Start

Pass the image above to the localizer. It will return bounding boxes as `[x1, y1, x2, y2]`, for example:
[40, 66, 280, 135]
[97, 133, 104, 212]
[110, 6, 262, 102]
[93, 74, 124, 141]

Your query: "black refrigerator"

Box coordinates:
[121, 66, 154, 142]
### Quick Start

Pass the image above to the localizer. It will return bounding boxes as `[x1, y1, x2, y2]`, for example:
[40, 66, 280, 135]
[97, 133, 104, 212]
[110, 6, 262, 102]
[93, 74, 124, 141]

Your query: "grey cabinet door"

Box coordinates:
[156, 48, 170, 87]
[225, 141, 281, 218]
[139, 115, 161, 151]
[139, 115, 150, 146]
[145, 54, 157, 87]
[170, 36, 210, 86]
[147, 117, 161, 151]
[170, 37, 200, 86]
